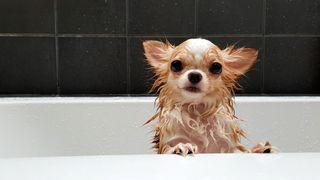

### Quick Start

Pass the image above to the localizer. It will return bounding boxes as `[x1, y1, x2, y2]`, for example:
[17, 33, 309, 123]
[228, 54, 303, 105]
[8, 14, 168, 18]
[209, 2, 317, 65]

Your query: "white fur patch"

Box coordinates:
[185, 38, 214, 62]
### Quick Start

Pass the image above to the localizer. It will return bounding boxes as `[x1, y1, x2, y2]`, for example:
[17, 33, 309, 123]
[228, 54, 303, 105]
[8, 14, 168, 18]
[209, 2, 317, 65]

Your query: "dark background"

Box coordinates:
[0, 0, 319, 96]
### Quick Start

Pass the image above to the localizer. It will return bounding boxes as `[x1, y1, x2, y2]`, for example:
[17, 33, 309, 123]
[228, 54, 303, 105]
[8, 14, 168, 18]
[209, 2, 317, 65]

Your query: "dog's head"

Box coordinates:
[143, 38, 257, 104]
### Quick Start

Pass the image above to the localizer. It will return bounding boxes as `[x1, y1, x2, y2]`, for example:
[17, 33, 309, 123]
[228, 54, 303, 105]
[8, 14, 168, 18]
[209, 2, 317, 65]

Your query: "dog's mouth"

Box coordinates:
[184, 86, 201, 93]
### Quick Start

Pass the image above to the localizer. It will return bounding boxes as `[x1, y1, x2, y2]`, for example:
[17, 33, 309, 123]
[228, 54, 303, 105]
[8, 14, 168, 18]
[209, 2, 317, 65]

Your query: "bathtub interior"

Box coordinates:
[0, 97, 319, 158]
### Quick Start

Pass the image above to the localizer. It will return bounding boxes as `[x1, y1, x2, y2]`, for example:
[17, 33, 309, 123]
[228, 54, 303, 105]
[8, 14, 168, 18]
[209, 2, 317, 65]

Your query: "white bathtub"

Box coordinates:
[0, 97, 320, 180]
[0, 96, 319, 157]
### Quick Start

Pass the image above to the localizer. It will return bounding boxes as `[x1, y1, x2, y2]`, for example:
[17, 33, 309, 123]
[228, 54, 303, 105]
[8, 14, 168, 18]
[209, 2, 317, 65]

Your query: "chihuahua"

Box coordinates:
[143, 38, 272, 155]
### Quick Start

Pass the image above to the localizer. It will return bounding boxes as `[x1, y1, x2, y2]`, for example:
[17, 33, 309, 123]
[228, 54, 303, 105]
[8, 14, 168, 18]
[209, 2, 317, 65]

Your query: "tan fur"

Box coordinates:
[143, 38, 272, 155]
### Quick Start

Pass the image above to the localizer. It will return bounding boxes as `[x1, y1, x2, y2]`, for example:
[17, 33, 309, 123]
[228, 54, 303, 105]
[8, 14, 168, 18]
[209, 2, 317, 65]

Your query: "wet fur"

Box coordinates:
[143, 38, 272, 154]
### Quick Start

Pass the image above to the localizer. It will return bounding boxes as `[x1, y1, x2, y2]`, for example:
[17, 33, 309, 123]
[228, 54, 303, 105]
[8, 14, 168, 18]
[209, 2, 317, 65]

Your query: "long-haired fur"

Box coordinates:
[143, 38, 271, 154]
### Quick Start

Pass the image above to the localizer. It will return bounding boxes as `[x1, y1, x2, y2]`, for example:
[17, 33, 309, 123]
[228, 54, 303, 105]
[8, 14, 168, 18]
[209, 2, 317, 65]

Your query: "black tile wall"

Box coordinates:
[129, 0, 195, 35]
[58, 0, 126, 34]
[264, 37, 320, 94]
[266, 0, 320, 34]
[59, 37, 127, 94]
[0, 37, 56, 94]
[0, 0, 319, 96]
[129, 38, 154, 94]
[198, 0, 263, 35]
[0, 0, 54, 33]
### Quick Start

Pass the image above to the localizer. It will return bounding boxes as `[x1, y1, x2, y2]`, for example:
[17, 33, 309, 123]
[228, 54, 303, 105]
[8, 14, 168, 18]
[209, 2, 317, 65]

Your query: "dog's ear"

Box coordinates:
[143, 40, 174, 71]
[220, 46, 258, 76]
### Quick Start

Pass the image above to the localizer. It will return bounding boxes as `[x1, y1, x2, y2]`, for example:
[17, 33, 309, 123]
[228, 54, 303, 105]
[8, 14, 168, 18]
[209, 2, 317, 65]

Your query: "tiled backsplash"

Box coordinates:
[0, 0, 319, 96]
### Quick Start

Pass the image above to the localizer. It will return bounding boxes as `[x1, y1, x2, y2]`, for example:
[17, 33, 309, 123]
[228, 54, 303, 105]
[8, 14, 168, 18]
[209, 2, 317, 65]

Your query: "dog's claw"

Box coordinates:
[252, 141, 274, 153]
[263, 148, 271, 153]
[171, 143, 198, 156]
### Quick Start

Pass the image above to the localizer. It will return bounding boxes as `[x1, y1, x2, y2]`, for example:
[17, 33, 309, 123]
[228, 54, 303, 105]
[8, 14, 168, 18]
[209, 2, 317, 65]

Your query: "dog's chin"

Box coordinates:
[181, 86, 205, 100]
[184, 86, 201, 93]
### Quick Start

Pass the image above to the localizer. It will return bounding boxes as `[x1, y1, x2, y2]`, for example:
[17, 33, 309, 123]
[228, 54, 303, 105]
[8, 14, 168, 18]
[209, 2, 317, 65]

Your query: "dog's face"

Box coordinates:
[143, 38, 257, 103]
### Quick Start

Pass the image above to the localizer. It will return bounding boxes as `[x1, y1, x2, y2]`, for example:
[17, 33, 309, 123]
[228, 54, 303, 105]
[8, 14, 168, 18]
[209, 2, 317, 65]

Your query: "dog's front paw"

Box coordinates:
[251, 141, 273, 153]
[170, 143, 198, 156]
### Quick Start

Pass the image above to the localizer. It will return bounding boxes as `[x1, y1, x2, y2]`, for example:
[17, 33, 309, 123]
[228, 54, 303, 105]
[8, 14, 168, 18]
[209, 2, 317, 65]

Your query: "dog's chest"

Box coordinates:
[162, 106, 237, 153]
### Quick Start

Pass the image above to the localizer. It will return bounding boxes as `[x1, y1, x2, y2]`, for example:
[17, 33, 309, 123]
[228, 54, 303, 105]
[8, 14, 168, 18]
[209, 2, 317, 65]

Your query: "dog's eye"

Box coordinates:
[210, 62, 222, 74]
[171, 60, 183, 72]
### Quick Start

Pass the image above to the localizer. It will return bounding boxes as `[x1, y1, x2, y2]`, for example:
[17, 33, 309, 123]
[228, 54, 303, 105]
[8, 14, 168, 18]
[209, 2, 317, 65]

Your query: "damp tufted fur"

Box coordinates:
[143, 38, 272, 155]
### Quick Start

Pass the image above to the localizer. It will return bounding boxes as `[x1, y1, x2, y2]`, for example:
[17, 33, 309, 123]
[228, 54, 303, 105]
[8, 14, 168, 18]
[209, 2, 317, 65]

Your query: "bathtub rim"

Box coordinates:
[0, 96, 319, 104]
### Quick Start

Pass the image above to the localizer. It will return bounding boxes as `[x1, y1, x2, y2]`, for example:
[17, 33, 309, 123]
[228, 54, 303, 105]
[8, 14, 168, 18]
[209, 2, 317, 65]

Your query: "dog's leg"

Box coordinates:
[251, 141, 273, 153]
[162, 143, 198, 156]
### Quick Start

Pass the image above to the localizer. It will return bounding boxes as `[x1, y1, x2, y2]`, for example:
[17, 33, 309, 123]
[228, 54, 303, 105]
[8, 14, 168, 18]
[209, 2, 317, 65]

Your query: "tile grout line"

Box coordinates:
[261, 0, 266, 95]
[54, 0, 60, 95]
[264, 34, 320, 37]
[194, 0, 198, 36]
[0, 33, 319, 38]
[0, 33, 55, 37]
[262, 0, 266, 35]
[126, 0, 130, 97]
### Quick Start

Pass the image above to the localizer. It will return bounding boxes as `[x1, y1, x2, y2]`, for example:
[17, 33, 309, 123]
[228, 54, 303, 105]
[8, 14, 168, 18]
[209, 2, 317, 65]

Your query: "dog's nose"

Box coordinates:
[188, 72, 202, 84]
